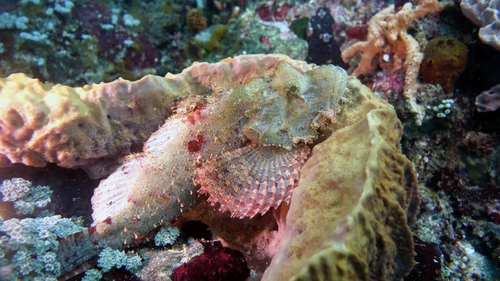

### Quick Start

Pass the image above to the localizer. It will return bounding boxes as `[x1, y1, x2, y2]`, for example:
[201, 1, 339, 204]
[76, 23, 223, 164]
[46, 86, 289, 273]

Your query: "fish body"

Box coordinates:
[87, 63, 348, 250]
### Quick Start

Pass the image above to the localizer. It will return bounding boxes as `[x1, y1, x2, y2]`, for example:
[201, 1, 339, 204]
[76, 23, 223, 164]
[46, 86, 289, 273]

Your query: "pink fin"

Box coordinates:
[194, 144, 310, 218]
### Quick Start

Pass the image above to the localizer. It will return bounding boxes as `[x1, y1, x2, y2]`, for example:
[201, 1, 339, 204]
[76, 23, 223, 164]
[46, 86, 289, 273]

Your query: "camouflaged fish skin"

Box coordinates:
[91, 63, 347, 248]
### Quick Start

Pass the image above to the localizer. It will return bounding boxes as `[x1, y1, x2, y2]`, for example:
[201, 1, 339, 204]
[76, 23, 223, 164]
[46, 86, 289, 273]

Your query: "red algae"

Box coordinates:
[170, 240, 250, 281]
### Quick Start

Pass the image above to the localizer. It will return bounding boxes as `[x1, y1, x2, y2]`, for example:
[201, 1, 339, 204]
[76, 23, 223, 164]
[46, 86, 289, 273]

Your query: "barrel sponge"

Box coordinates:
[0, 55, 310, 179]
[262, 78, 419, 280]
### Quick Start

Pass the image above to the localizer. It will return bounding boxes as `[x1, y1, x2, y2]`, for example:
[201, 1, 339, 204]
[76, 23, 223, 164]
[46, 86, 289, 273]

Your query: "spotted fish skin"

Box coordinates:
[90, 63, 347, 249]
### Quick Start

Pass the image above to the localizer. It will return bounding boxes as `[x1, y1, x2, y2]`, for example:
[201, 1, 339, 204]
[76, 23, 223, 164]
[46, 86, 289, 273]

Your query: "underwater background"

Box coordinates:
[0, 0, 499, 280]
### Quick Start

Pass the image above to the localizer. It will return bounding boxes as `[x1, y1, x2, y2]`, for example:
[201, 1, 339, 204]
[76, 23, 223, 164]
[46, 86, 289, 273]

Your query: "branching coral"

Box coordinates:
[341, 0, 444, 125]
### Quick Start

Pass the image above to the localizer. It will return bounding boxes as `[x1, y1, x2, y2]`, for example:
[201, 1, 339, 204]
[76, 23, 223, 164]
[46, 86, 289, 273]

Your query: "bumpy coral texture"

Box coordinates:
[0, 74, 175, 179]
[262, 78, 419, 281]
[421, 36, 467, 94]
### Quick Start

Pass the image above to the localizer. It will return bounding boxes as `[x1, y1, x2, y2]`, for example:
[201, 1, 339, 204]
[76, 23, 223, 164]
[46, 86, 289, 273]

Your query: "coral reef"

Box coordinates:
[256, 3, 290, 22]
[460, 0, 500, 51]
[193, 24, 229, 52]
[341, 0, 444, 125]
[0, 0, 162, 86]
[4, 54, 417, 280]
[421, 36, 467, 94]
[262, 77, 419, 280]
[220, 10, 308, 61]
[1, 0, 500, 279]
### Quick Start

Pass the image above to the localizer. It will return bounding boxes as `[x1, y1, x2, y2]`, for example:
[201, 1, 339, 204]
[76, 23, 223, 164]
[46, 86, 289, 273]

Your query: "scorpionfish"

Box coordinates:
[57, 63, 347, 276]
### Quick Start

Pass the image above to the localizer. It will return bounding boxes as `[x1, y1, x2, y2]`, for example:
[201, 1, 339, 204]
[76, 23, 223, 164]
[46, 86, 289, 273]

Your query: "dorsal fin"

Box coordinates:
[194, 144, 310, 218]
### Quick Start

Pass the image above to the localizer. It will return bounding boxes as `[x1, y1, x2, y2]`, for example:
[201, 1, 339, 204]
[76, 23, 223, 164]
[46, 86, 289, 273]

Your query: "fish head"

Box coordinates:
[243, 63, 347, 149]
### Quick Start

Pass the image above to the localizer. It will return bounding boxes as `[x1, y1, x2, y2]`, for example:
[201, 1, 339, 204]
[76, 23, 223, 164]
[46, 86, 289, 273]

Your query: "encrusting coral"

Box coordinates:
[0, 54, 418, 280]
[341, 0, 444, 125]
[0, 74, 177, 179]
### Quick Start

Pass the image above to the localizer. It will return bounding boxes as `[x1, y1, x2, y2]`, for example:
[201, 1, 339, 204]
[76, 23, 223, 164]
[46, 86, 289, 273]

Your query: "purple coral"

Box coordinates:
[406, 236, 443, 281]
[372, 69, 405, 94]
[475, 84, 500, 112]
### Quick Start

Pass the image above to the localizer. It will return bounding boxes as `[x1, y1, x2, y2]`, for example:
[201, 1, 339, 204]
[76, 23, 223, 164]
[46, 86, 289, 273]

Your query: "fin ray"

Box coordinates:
[195, 144, 310, 218]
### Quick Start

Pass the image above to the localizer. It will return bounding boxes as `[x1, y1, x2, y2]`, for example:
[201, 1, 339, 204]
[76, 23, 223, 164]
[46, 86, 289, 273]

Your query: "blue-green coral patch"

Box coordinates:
[0, 178, 53, 215]
[0, 215, 85, 280]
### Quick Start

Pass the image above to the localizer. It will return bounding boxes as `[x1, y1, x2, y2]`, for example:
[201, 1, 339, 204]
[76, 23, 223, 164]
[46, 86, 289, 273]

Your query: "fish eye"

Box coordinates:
[285, 80, 302, 96]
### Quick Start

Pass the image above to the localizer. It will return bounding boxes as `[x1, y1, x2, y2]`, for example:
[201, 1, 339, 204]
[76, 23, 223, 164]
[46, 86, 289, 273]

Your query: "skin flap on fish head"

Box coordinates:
[242, 63, 348, 150]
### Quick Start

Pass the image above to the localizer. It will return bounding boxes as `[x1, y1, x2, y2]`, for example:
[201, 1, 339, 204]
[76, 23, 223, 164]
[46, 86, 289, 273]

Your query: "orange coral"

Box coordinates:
[186, 9, 207, 33]
[421, 36, 467, 94]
